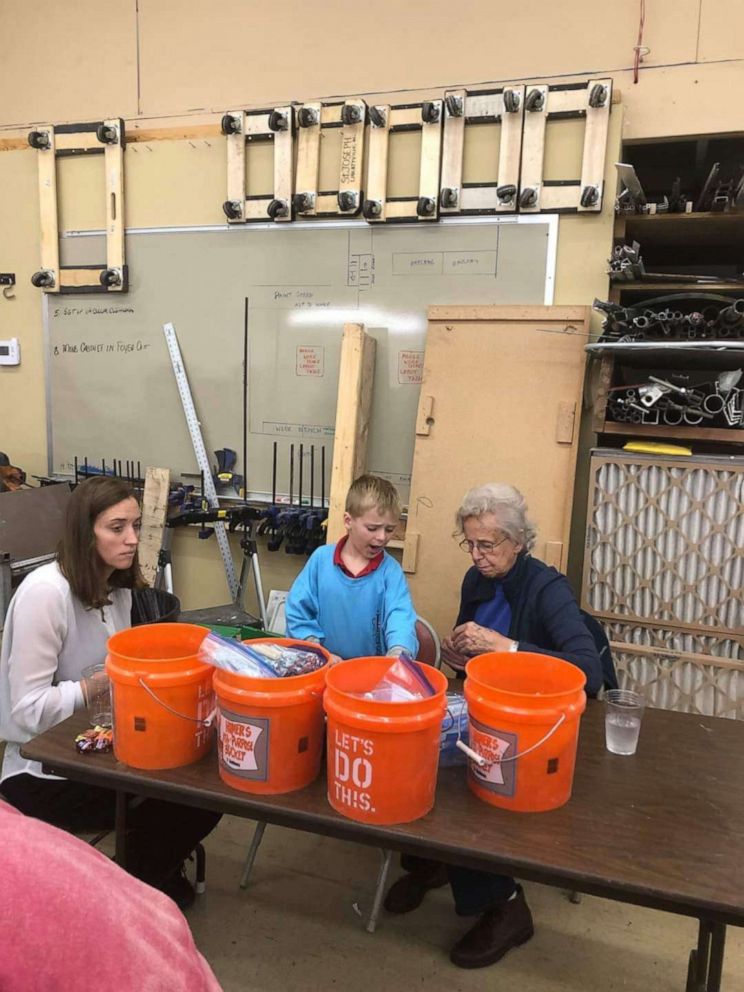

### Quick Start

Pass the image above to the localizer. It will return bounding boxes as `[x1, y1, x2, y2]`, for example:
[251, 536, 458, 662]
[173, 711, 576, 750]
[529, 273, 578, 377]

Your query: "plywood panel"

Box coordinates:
[405, 306, 589, 636]
[0, 1, 138, 126]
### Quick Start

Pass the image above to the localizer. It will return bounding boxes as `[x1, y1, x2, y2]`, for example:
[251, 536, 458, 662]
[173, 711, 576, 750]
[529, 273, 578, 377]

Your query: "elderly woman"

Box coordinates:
[385, 483, 602, 970]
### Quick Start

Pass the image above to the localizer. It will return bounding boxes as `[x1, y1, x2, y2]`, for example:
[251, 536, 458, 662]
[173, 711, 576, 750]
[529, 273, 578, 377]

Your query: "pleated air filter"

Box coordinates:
[583, 449, 744, 719]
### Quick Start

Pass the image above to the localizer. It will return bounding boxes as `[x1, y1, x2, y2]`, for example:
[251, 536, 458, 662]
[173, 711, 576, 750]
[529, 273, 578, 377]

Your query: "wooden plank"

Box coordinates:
[37, 126, 59, 286]
[439, 89, 466, 214]
[326, 324, 377, 545]
[138, 466, 170, 585]
[104, 119, 125, 278]
[519, 86, 547, 212]
[429, 304, 587, 321]
[273, 105, 294, 222]
[496, 87, 524, 213]
[592, 353, 614, 432]
[338, 99, 366, 214]
[364, 104, 390, 222]
[401, 531, 420, 574]
[225, 111, 246, 223]
[578, 79, 613, 213]
[58, 267, 107, 288]
[418, 100, 443, 221]
[53, 130, 103, 153]
[294, 102, 322, 216]
[555, 400, 576, 444]
[389, 106, 424, 128]
[600, 422, 744, 445]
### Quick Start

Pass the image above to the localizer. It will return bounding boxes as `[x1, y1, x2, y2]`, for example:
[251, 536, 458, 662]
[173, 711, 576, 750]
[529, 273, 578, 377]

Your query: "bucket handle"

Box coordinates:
[456, 712, 566, 768]
[137, 677, 217, 728]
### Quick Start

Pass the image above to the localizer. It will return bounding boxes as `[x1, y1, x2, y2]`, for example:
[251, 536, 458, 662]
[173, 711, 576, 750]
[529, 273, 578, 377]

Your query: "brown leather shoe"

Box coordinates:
[384, 864, 449, 914]
[449, 885, 534, 969]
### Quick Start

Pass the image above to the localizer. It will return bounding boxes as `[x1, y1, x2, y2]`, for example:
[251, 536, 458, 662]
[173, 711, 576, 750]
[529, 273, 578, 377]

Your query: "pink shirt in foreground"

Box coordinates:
[0, 800, 222, 992]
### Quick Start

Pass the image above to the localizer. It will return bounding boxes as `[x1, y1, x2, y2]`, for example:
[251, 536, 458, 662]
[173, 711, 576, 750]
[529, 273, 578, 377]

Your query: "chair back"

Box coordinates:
[415, 616, 442, 670]
[580, 609, 618, 693]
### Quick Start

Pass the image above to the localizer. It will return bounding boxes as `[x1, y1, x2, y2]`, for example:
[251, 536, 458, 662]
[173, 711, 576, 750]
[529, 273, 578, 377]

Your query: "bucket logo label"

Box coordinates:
[218, 709, 269, 781]
[331, 729, 375, 814]
[468, 716, 518, 798]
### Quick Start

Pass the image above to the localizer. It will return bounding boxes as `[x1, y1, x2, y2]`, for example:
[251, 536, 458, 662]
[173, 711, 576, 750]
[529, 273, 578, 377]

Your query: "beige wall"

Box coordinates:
[1, 0, 742, 615]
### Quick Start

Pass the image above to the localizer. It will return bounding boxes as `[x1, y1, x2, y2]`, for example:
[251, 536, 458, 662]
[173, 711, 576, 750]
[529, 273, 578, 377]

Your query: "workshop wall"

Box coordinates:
[0, 0, 742, 614]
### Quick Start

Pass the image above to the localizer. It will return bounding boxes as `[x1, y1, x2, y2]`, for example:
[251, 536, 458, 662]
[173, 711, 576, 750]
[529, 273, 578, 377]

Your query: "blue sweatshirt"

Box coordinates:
[285, 544, 419, 659]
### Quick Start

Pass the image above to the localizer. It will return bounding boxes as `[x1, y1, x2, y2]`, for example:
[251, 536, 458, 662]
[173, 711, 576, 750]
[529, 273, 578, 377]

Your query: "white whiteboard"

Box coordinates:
[48, 216, 557, 503]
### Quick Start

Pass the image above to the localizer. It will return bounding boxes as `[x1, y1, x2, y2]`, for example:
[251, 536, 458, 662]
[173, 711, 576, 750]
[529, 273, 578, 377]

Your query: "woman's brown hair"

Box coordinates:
[58, 476, 146, 609]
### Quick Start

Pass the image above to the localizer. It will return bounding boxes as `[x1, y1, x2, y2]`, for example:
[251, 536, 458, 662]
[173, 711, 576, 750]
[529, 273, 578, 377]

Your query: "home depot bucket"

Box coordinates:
[105, 623, 214, 770]
[213, 639, 330, 795]
[324, 657, 448, 825]
[464, 652, 586, 813]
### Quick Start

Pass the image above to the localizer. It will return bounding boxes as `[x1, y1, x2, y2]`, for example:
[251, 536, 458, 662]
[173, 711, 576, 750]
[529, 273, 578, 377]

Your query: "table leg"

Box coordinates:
[706, 923, 726, 992]
[239, 820, 267, 889]
[366, 849, 393, 935]
[686, 920, 727, 992]
[114, 790, 129, 869]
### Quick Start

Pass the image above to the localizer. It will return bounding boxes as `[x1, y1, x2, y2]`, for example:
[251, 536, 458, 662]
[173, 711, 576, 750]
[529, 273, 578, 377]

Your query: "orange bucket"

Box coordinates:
[464, 652, 586, 813]
[105, 623, 214, 770]
[213, 638, 330, 795]
[324, 657, 448, 825]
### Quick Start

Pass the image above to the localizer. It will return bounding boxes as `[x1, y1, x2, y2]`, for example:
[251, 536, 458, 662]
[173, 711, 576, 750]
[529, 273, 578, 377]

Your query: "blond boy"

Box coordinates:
[285, 475, 418, 661]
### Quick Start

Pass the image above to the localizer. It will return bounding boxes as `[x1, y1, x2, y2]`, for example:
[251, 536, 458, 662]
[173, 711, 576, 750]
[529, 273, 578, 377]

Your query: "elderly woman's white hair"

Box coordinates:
[454, 483, 537, 552]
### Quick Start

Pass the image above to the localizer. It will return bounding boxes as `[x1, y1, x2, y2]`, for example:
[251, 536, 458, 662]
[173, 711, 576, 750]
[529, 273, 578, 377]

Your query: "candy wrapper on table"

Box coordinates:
[75, 726, 114, 754]
[198, 632, 327, 678]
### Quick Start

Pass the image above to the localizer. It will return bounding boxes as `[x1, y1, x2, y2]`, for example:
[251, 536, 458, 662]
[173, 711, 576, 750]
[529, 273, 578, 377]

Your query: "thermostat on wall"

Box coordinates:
[0, 338, 20, 366]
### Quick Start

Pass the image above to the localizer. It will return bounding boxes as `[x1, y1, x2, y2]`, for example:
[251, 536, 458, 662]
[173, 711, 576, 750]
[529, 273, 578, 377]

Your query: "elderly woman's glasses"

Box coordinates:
[458, 535, 509, 555]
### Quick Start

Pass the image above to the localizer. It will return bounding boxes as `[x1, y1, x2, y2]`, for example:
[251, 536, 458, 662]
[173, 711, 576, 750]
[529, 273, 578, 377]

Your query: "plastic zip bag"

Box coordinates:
[353, 653, 437, 702]
[199, 632, 278, 678]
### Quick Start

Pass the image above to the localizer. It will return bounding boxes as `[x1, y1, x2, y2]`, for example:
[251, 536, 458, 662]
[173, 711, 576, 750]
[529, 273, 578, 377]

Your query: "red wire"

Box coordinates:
[633, 0, 646, 84]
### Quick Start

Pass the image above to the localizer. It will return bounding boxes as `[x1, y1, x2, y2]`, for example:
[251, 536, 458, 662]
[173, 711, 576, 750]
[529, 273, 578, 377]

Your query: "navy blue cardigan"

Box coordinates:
[455, 552, 603, 697]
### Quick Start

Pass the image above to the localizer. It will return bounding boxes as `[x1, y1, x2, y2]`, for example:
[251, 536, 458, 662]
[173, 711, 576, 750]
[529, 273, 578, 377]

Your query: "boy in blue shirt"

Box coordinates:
[285, 475, 418, 661]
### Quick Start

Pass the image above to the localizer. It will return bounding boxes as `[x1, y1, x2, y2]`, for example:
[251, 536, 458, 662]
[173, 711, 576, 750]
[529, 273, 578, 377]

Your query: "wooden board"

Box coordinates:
[326, 324, 376, 543]
[404, 305, 589, 635]
[138, 466, 170, 585]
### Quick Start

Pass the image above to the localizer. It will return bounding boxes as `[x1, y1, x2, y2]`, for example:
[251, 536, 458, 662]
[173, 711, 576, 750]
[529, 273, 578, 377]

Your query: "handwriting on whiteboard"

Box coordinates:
[52, 340, 151, 357]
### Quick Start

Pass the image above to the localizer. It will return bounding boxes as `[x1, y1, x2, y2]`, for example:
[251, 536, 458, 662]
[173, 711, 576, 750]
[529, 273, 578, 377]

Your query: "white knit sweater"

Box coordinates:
[0, 562, 131, 781]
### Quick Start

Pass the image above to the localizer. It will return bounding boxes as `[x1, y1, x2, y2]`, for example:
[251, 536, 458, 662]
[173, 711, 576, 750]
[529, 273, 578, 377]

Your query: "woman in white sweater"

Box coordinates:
[0, 476, 219, 909]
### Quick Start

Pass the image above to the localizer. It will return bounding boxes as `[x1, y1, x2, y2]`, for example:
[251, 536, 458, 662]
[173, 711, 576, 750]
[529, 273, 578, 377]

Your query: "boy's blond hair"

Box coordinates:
[345, 474, 401, 519]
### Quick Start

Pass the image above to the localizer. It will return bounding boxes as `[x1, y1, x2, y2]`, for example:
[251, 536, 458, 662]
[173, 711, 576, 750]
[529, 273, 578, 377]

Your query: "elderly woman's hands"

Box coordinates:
[447, 622, 515, 663]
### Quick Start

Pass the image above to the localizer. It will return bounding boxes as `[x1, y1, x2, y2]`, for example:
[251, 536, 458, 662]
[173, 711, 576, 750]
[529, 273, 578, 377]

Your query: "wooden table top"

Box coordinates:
[21, 702, 744, 926]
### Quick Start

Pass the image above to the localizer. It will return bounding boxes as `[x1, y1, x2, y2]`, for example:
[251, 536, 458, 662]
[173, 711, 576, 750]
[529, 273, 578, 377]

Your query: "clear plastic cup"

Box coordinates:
[604, 688, 645, 755]
[81, 664, 112, 728]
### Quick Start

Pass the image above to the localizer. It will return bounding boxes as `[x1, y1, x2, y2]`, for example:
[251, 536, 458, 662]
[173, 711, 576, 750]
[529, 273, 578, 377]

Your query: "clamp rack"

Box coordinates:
[28, 119, 126, 292]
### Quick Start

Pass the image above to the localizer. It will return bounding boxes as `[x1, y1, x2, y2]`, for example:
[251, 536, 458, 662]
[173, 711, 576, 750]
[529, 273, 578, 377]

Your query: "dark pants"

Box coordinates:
[0, 774, 221, 888]
[401, 853, 516, 916]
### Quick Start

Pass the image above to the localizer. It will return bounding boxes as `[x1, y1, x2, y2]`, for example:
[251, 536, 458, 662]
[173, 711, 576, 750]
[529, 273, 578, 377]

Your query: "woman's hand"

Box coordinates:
[441, 635, 470, 672]
[451, 622, 514, 657]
